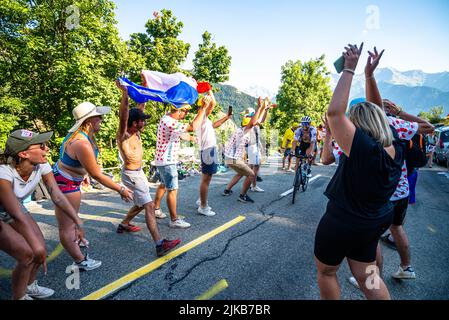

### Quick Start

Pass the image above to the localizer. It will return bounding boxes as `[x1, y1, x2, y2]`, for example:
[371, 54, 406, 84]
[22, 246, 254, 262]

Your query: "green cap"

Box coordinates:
[4, 129, 53, 156]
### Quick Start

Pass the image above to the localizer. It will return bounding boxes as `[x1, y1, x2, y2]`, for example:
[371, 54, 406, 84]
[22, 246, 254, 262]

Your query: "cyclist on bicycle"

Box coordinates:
[291, 116, 316, 178]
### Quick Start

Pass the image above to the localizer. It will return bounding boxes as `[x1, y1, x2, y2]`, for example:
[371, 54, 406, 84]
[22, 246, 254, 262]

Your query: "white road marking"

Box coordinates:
[279, 175, 322, 198]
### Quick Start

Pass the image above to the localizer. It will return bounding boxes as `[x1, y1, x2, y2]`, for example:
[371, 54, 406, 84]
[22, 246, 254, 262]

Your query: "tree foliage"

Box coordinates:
[193, 31, 231, 83]
[417, 106, 445, 125]
[271, 55, 332, 133]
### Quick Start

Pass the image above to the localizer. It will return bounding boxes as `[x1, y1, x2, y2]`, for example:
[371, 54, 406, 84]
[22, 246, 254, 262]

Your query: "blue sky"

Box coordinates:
[113, 0, 449, 92]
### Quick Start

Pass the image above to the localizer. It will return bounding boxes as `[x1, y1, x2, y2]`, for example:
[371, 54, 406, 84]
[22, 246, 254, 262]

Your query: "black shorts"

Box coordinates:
[283, 148, 292, 157]
[314, 202, 393, 266]
[392, 197, 409, 226]
[295, 141, 310, 157]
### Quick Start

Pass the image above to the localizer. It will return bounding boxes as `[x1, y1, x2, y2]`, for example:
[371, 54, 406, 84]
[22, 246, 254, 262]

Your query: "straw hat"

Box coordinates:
[69, 102, 111, 132]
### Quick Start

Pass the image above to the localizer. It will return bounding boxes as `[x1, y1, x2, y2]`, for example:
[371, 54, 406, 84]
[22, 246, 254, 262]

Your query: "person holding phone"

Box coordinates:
[195, 94, 233, 216]
[314, 43, 404, 300]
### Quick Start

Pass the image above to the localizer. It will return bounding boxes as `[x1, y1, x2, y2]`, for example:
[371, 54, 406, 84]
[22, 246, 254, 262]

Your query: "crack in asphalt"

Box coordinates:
[166, 196, 285, 292]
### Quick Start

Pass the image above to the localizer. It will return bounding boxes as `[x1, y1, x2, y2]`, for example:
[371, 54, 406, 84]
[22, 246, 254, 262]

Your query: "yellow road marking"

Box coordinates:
[81, 216, 246, 300]
[427, 225, 437, 233]
[195, 279, 229, 300]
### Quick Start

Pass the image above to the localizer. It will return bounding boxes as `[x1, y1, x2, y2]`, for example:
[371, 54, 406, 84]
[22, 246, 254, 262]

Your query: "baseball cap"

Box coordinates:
[4, 129, 53, 156]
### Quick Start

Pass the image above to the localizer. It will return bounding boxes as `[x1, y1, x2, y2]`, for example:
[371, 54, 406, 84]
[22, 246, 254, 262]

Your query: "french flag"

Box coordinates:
[118, 71, 210, 108]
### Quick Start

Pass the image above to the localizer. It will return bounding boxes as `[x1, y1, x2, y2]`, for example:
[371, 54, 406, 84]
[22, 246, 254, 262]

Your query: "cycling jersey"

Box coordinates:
[294, 126, 317, 144]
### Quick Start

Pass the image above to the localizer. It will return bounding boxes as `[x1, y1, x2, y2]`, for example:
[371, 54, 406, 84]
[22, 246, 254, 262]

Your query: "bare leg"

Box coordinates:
[226, 174, 243, 191]
[390, 225, 411, 267]
[375, 243, 384, 278]
[315, 256, 341, 300]
[347, 259, 391, 300]
[122, 205, 143, 225]
[0, 222, 34, 300]
[200, 174, 213, 208]
[143, 201, 161, 242]
[55, 191, 84, 263]
[154, 184, 166, 210]
[251, 165, 260, 187]
[166, 189, 178, 221]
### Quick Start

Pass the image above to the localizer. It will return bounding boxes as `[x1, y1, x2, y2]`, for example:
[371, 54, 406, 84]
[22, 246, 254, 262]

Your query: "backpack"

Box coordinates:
[405, 134, 428, 169]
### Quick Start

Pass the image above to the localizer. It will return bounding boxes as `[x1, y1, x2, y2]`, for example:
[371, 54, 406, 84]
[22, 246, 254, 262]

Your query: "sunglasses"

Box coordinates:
[28, 142, 47, 151]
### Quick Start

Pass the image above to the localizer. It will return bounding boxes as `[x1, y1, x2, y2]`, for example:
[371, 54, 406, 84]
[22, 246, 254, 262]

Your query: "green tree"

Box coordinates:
[193, 31, 231, 83]
[418, 106, 445, 125]
[128, 9, 190, 75]
[0, 0, 144, 164]
[271, 55, 332, 133]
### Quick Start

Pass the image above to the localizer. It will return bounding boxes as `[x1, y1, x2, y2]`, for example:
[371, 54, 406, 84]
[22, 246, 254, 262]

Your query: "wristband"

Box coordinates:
[119, 186, 125, 195]
[343, 69, 355, 75]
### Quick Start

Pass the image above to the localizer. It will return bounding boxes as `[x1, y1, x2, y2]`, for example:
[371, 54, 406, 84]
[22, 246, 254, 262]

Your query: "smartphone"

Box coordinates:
[334, 56, 345, 74]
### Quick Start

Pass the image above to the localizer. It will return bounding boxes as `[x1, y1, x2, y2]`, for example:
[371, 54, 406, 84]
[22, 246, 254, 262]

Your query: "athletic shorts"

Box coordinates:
[121, 169, 153, 207]
[200, 147, 218, 175]
[53, 163, 83, 194]
[391, 197, 409, 226]
[225, 158, 254, 177]
[295, 141, 311, 157]
[314, 201, 393, 266]
[157, 165, 179, 191]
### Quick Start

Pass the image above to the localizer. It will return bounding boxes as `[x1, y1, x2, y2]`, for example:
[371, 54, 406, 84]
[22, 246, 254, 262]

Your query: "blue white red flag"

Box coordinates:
[118, 71, 199, 108]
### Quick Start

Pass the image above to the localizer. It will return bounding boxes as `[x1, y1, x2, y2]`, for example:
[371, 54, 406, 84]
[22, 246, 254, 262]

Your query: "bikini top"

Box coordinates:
[59, 131, 99, 168]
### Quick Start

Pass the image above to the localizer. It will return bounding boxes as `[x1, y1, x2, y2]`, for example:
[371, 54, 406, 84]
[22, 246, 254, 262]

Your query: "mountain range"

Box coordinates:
[217, 68, 449, 118]
[330, 68, 449, 116]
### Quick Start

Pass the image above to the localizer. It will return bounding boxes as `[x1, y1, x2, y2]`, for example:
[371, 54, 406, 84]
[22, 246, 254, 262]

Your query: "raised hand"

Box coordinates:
[343, 42, 364, 72]
[115, 80, 128, 95]
[322, 114, 331, 136]
[365, 46, 385, 78]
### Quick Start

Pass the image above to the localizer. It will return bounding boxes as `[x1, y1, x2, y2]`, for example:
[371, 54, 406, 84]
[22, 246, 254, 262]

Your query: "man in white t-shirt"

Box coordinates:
[153, 96, 211, 229]
[195, 98, 232, 217]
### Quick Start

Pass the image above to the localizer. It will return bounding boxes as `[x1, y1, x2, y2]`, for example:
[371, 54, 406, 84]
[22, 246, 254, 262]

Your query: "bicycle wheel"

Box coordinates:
[292, 165, 301, 204]
[301, 164, 309, 192]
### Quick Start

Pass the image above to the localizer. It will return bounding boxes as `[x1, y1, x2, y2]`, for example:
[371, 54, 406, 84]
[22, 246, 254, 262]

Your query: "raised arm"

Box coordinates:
[383, 100, 435, 134]
[213, 107, 232, 129]
[247, 97, 267, 130]
[327, 43, 363, 157]
[320, 115, 336, 165]
[187, 95, 210, 132]
[74, 141, 133, 201]
[116, 81, 130, 141]
[365, 47, 385, 108]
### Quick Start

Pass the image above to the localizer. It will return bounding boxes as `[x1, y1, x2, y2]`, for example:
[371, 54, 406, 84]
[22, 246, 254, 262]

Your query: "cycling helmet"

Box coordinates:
[301, 116, 311, 124]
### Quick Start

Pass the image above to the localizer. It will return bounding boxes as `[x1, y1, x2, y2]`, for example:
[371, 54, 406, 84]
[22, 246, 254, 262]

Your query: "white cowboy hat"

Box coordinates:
[69, 102, 111, 132]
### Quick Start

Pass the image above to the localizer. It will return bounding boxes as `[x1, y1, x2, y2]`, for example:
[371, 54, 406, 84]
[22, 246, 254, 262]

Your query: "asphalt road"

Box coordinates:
[1, 159, 449, 300]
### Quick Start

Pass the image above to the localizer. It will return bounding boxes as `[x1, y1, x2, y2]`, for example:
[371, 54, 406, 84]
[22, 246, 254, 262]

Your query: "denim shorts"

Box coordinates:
[157, 165, 179, 191]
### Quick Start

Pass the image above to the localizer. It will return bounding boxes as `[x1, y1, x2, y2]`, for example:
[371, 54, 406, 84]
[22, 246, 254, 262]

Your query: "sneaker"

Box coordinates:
[392, 266, 416, 279]
[287, 169, 295, 173]
[250, 186, 265, 193]
[156, 239, 181, 257]
[155, 208, 167, 219]
[256, 176, 263, 182]
[73, 255, 102, 271]
[380, 234, 397, 250]
[117, 223, 141, 233]
[169, 219, 191, 229]
[26, 281, 55, 299]
[238, 194, 255, 203]
[307, 173, 312, 178]
[19, 294, 34, 300]
[222, 189, 233, 196]
[198, 206, 216, 217]
[348, 276, 360, 289]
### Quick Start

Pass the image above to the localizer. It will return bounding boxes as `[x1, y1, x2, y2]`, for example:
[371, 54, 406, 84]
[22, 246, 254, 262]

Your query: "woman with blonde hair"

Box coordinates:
[54, 102, 133, 271]
[313, 44, 404, 300]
